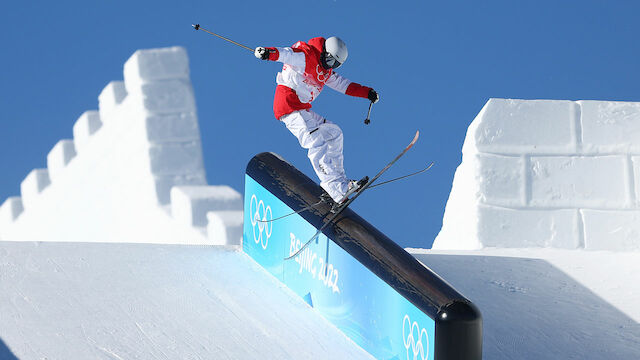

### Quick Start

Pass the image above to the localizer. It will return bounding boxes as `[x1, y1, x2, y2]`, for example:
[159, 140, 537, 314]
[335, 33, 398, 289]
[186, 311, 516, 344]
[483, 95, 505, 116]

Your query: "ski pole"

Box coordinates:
[364, 101, 374, 125]
[192, 24, 253, 52]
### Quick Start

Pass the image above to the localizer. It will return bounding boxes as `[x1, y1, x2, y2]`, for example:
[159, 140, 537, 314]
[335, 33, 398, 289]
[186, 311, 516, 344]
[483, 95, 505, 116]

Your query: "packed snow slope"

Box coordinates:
[0, 241, 372, 359]
[425, 98, 640, 359]
[408, 248, 640, 359]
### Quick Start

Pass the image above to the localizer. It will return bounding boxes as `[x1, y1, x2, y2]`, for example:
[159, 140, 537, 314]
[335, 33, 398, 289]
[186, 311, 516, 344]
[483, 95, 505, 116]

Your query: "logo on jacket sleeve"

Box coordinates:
[315, 65, 331, 83]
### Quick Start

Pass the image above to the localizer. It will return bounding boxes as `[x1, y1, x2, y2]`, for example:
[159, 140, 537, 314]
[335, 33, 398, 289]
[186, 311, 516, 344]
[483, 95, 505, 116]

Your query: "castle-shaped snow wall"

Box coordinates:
[435, 98, 640, 251]
[0, 47, 242, 245]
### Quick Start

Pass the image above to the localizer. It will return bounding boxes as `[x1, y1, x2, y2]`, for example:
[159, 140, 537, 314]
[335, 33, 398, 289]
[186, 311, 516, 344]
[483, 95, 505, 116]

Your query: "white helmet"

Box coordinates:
[323, 36, 348, 69]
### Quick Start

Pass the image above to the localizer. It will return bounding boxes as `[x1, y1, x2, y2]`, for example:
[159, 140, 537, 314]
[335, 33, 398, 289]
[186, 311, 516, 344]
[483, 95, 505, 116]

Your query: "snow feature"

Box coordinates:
[0, 241, 373, 359]
[423, 98, 640, 359]
[0, 47, 242, 245]
[434, 98, 640, 251]
[409, 248, 640, 359]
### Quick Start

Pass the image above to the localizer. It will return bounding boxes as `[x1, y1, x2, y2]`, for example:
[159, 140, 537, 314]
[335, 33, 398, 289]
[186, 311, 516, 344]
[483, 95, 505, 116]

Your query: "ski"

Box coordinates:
[285, 130, 420, 260]
[255, 195, 330, 224]
[258, 163, 433, 224]
[368, 161, 435, 190]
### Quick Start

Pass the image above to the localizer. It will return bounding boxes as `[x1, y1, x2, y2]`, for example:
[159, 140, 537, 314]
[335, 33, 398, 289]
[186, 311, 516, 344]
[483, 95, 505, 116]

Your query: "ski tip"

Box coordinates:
[409, 130, 419, 146]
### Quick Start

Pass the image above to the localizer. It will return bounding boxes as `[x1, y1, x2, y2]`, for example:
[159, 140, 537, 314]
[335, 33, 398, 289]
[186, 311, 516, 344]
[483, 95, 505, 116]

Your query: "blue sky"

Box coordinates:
[1, 1, 639, 249]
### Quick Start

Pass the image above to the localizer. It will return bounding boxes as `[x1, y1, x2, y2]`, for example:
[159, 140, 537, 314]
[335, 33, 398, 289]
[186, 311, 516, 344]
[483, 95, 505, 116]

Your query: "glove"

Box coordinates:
[255, 47, 270, 60]
[368, 89, 380, 103]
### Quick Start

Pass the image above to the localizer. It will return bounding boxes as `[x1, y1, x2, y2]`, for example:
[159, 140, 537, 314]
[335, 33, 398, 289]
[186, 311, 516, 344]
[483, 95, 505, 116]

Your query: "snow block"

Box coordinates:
[0, 46, 236, 246]
[478, 206, 580, 248]
[137, 112, 200, 143]
[438, 98, 640, 251]
[171, 186, 242, 227]
[632, 156, 640, 207]
[582, 210, 640, 251]
[475, 154, 525, 207]
[73, 111, 102, 153]
[0, 197, 24, 225]
[580, 100, 640, 154]
[123, 47, 190, 93]
[207, 210, 243, 246]
[529, 156, 628, 208]
[127, 80, 196, 115]
[20, 169, 51, 209]
[146, 142, 204, 176]
[471, 99, 577, 154]
[47, 140, 77, 182]
[135, 173, 208, 205]
[98, 81, 127, 121]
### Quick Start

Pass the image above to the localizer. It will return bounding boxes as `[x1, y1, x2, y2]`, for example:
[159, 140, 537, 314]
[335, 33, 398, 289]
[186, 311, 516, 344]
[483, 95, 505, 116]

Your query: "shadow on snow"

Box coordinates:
[0, 338, 18, 360]
[412, 253, 640, 360]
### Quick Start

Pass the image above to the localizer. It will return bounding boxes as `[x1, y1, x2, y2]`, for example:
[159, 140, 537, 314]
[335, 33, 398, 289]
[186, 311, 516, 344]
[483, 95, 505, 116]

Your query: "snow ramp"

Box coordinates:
[408, 248, 640, 360]
[243, 152, 482, 360]
[0, 241, 374, 359]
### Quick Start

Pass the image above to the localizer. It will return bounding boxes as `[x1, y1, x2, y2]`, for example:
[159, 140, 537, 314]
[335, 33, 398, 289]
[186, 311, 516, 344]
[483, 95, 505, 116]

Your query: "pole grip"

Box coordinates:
[364, 101, 373, 125]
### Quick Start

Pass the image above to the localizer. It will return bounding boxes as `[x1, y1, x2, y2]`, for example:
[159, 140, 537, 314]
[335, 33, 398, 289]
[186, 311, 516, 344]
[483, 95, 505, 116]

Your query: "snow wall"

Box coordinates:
[435, 98, 640, 251]
[244, 152, 482, 360]
[0, 47, 242, 245]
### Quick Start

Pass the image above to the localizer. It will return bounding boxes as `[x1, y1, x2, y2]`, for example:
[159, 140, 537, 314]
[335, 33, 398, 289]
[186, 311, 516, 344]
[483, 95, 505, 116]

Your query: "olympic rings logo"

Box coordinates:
[315, 65, 330, 83]
[403, 315, 430, 360]
[250, 194, 272, 250]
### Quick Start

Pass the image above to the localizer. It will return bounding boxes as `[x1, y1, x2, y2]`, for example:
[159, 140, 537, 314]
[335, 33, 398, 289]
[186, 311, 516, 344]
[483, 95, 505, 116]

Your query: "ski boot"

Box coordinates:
[331, 176, 369, 213]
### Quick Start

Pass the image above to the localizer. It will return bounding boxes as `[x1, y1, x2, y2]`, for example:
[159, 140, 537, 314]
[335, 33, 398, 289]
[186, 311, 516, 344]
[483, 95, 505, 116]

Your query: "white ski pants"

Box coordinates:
[281, 110, 349, 202]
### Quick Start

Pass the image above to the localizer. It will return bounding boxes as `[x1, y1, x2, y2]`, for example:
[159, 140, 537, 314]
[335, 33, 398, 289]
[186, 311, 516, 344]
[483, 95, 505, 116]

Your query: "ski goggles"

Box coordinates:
[323, 52, 342, 69]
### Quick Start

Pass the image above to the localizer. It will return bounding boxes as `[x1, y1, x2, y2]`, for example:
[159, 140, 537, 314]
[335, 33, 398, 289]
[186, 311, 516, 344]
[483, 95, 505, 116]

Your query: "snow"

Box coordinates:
[123, 47, 191, 89]
[435, 98, 640, 251]
[46, 140, 76, 182]
[72, 111, 102, 152]
[469, 99, 578, 154]
[580, 100, 640, 153]
[530, 156, 628, 208]
[19, 169, 50, 210]
[0, 241, 373, 360]
[428, 98, 640, 358]
[0, 198, 22, 225]
[0, 47, 240, 246]
[171, 185, 243, 227]
[97, 81, 126, 121]
[207, 210, 244, 246]
[408, 248, 640, 359]
[476, 206, 580, 248]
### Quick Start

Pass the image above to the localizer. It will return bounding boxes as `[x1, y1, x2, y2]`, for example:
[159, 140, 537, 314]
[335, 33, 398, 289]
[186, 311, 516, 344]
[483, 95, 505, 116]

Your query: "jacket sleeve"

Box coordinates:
[325, 71, 371, 98]
[266, 47, 306, 68]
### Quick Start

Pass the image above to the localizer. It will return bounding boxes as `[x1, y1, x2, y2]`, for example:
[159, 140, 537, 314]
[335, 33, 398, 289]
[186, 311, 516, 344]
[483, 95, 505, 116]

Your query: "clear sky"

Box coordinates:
[1, 1, 639, 249]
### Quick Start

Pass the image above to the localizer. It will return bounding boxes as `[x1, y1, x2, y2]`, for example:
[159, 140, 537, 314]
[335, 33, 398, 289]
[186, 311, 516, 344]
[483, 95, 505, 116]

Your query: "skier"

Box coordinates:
[254, 36, 379, 204]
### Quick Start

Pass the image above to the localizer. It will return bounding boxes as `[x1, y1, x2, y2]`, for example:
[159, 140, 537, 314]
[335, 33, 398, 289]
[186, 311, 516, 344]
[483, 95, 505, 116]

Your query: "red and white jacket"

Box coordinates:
[263, 37, 372, 120]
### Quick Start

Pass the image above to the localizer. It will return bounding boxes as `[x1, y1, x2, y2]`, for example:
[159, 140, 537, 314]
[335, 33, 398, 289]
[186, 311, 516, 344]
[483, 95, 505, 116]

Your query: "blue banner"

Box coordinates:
[244, 174, 435, 360]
